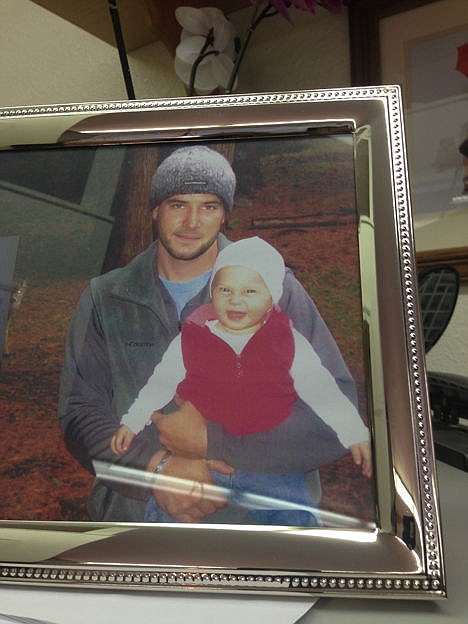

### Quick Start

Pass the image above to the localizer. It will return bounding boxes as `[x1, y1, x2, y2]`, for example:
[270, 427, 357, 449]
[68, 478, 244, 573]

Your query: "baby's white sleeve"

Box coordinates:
[120, 333, 185, 434]
[290, 329, 369, 448]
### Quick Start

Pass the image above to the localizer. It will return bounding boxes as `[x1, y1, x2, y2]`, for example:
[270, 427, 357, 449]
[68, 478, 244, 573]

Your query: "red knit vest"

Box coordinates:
[176, 305, 296, 435]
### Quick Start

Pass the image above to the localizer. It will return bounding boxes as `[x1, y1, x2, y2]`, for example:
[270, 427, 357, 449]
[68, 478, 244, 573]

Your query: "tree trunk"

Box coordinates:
[103, 146, 159, 271]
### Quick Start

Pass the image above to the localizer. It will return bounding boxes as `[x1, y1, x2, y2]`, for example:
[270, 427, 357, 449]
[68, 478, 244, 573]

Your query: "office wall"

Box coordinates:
[0, 0, 184, 105]
[0, 1, 350, 105]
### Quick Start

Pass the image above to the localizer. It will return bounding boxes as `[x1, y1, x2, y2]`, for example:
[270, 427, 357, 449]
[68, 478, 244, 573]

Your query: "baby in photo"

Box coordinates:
[111, 236, 371, 525]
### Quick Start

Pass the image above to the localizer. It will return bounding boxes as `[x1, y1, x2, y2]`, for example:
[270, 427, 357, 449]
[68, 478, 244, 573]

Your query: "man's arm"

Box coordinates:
[205, 398, 348, 472]
[58, 287, 159, 498]
[148, 451, 233, 522]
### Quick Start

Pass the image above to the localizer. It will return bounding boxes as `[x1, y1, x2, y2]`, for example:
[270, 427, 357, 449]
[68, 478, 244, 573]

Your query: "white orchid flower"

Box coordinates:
[174, 6, 238, 95]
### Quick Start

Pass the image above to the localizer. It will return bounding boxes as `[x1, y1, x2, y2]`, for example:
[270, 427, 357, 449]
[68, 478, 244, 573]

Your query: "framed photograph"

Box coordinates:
[0, 87, 445, 599]
[349, 0, 468, 278]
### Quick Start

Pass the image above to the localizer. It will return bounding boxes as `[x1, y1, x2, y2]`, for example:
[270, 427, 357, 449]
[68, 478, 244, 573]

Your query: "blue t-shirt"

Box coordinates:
[160, 270, 211, 318]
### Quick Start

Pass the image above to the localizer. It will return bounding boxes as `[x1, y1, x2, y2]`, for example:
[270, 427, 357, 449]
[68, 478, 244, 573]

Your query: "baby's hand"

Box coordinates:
[350, 441, 373, 479]
[111, 425, 136, 455]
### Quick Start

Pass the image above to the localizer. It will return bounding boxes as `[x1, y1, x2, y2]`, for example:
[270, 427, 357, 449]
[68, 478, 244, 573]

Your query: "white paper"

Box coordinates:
[0, 527, 131, 563]
[0, 588, 316, 624]
[0, 615, 56, 624]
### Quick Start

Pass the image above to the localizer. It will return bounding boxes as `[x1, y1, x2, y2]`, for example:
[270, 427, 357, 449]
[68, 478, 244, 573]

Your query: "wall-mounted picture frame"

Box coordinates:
[0, 87, 445, 599]
[349, 0, 468, 279]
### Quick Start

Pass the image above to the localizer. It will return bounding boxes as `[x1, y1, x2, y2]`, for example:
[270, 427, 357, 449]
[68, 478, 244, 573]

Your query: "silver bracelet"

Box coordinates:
[152, 449, 172, 475]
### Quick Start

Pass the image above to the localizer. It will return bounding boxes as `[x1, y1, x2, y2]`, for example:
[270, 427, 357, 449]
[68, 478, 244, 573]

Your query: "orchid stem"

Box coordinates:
[188, 27, 216, 96]
[225, 2, 277, 94]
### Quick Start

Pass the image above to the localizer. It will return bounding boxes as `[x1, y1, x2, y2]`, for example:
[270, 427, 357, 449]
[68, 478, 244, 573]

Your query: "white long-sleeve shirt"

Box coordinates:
[121, 321, 369, 449]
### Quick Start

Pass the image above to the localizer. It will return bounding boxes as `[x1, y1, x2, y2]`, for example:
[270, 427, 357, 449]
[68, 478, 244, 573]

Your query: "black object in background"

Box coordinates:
[418, 265, 468, 471]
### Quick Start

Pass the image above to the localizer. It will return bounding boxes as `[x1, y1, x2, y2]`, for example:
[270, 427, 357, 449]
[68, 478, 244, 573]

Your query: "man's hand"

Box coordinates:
[149, 452, 234, 523]
[350, 441, 373, 479]
[152, 399, 207, 458]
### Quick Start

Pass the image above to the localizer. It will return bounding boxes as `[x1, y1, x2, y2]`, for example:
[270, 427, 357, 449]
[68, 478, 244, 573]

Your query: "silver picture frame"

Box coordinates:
[0, 87, 445, 599]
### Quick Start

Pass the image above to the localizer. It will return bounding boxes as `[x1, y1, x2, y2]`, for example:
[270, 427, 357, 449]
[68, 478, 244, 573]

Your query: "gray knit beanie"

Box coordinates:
[150, 146, 236, 211]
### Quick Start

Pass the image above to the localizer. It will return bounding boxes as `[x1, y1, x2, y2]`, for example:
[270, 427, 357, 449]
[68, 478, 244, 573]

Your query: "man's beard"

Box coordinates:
[157, 229, 218, 261]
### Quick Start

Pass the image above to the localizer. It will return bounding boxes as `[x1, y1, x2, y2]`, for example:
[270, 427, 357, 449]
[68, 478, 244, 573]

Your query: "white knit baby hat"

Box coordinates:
[211, 237, 285, 303]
